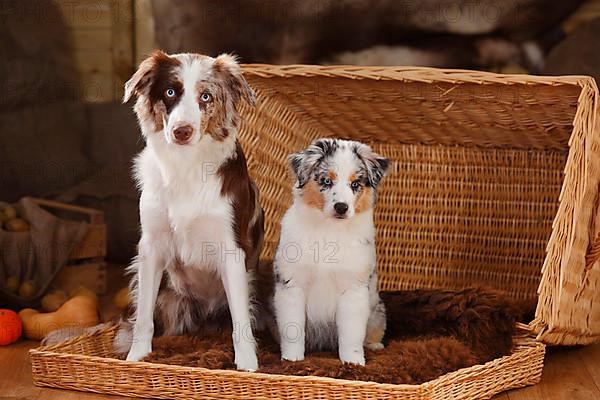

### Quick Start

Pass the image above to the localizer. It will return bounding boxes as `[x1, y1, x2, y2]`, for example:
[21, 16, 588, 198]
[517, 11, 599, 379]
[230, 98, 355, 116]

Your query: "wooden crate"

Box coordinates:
[31, 198, 107, 295]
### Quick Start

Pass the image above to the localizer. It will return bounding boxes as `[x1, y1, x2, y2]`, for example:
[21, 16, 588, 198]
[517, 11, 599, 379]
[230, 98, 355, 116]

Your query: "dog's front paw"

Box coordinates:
[126, 342, 152, 362]
[365, 342, 384, 351]
[235, 348, 258, 372]
[281, 342, 305, 362]
[340, 348, 366, 366]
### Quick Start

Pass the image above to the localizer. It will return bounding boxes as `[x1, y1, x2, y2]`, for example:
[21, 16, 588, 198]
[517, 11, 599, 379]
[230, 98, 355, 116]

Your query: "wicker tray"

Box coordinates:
[30, 324, 544, 400]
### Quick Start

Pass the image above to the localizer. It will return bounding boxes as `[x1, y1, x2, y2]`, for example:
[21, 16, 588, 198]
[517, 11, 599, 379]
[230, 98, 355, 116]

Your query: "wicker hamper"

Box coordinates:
[30, 66, 599, 399]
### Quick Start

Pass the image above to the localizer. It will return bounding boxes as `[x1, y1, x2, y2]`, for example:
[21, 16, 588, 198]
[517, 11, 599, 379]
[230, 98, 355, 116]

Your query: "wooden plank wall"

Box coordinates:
[134, 0, 156, 66]
[53, 0, 155, 102]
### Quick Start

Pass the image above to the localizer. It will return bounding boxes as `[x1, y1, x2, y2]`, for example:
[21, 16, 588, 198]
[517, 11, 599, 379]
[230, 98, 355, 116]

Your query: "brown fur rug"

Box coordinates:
[143, 288, 534, 385]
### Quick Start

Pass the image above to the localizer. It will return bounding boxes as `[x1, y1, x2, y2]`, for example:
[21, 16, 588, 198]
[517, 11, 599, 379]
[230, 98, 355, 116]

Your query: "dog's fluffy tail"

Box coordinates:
[41, 319, 134, 356]
[113, 319, 133, 355]
[41, 322, 116, 346]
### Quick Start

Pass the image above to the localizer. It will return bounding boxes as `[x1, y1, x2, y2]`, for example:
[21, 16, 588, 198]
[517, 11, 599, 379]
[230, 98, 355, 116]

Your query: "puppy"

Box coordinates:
[121, 51, 263, 371]
[273, 138, 389, 365]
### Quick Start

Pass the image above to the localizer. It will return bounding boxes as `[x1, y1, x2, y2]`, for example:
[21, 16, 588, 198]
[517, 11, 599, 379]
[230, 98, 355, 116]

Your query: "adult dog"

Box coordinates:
[121, 51, 263, 371]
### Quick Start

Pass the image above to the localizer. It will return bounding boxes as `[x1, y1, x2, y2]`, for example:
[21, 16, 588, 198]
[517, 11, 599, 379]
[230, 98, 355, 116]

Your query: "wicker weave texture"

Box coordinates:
[238, 65, 600, 345]
[30, 325, 544, 400]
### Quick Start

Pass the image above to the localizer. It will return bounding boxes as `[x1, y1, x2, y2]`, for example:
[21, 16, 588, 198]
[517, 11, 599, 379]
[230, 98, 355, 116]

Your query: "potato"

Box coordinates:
[5, 276, 19, 294]
[0, 202, 17, 223]
[113, 287, 130, 310]
[2, 206, 17, 220]
[41, 290, 68, 312]
[69, 285, 97, 301]
[18, 280, 38, 298]
[4, 218, 29, 232]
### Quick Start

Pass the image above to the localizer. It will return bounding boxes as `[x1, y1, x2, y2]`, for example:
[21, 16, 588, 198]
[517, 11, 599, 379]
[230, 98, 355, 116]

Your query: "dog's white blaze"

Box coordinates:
[164, 58, 212, 145]
[326, 150, 361, 219]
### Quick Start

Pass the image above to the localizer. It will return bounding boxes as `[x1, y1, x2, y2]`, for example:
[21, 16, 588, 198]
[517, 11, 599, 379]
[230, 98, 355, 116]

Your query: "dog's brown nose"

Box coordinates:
[173, 125, 193, 143]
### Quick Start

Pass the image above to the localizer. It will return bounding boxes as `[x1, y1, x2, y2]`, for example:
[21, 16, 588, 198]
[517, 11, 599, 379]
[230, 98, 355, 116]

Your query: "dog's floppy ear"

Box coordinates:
[354, 143, 390, 187]
[123, 50, 173, 103]
[288, 138, 337, 188]
[213, 53, 256, 106]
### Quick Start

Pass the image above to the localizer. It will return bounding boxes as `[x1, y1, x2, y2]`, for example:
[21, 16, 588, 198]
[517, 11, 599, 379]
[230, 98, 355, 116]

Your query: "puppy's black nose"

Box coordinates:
[334, 202, 349, 215]
[173, 125, 193, 142]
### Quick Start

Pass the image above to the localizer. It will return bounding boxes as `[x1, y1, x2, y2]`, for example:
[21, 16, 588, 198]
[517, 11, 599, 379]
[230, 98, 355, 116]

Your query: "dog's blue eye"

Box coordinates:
[165, 88, 176, 98]
[200, 92, 212, 102]
[351, 180, 361, 190]
[322, 177, 332, 186]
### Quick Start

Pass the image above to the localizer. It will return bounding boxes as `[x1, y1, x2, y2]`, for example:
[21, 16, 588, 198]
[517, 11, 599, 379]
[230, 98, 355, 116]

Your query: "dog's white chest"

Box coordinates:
[304, 239, 373, 320]
[279, 206, 375, 276]
[163, 174, 234, 268]
[277, 207, 376, 323]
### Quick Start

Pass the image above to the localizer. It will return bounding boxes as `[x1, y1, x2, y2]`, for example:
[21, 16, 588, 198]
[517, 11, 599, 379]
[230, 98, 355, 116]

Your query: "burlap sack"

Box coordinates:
[0, 197, 87, 307]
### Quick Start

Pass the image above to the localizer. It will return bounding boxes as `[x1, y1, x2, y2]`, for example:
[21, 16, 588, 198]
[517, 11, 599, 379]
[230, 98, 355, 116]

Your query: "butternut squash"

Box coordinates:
[113, 287, 130, 310]
[68, 285, 98, 301]
[41, 290, 68, 312]
[18, 295, 99, 340]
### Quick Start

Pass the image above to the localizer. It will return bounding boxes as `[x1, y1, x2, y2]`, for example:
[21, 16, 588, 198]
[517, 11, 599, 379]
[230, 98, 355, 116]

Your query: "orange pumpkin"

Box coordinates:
[0, 309, 22, 345]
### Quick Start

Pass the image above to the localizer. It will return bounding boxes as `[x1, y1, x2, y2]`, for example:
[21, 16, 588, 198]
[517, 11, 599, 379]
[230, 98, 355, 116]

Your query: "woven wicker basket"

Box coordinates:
[30, 65, 599, 399]
[31, 324, 543, 400]
[240, 65, 600, 346]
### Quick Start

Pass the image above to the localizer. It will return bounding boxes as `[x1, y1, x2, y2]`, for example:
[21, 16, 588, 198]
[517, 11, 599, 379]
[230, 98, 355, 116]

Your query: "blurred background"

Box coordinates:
[0, 0, 599, 306]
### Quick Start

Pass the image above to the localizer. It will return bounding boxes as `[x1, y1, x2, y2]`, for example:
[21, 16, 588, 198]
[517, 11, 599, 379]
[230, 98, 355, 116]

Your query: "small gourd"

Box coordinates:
[18, 295, 99, 340]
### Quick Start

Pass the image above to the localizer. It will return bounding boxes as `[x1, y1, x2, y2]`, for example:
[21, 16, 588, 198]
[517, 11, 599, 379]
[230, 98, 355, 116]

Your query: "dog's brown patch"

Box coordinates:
[213, 54, 256, 107]
[125, 51, 179, 100]
[355, 187, 373, 213]
[203, 90, 230, 141]
[202, 56, 254, 142]
[148, 53, 181, 122]
[218, 142, 264, 271]
[144, 287, 525, 385]
[127, 51, 182, 132]
[301, 180, 325, 210]
[195, 81, 226, 141]
[328, 170, 337, 181]
[148, 60, 182, 123]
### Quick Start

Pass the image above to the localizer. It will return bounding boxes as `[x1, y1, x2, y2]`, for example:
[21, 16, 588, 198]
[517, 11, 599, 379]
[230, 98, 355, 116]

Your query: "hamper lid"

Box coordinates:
[239, 65, 599, 346]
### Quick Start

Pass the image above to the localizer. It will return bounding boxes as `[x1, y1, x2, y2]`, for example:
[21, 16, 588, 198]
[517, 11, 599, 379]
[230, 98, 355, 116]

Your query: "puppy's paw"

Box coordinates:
[235, 349, 258, 372]
[126, 342, 152, 362]
[340, 348, 366, 366]
[365, 342, 384, 351]
[281, 348, 305, 362]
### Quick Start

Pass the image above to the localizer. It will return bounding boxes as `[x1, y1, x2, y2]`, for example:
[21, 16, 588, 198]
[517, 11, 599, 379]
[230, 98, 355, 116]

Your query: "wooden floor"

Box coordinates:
[1, 340, 599, 399]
